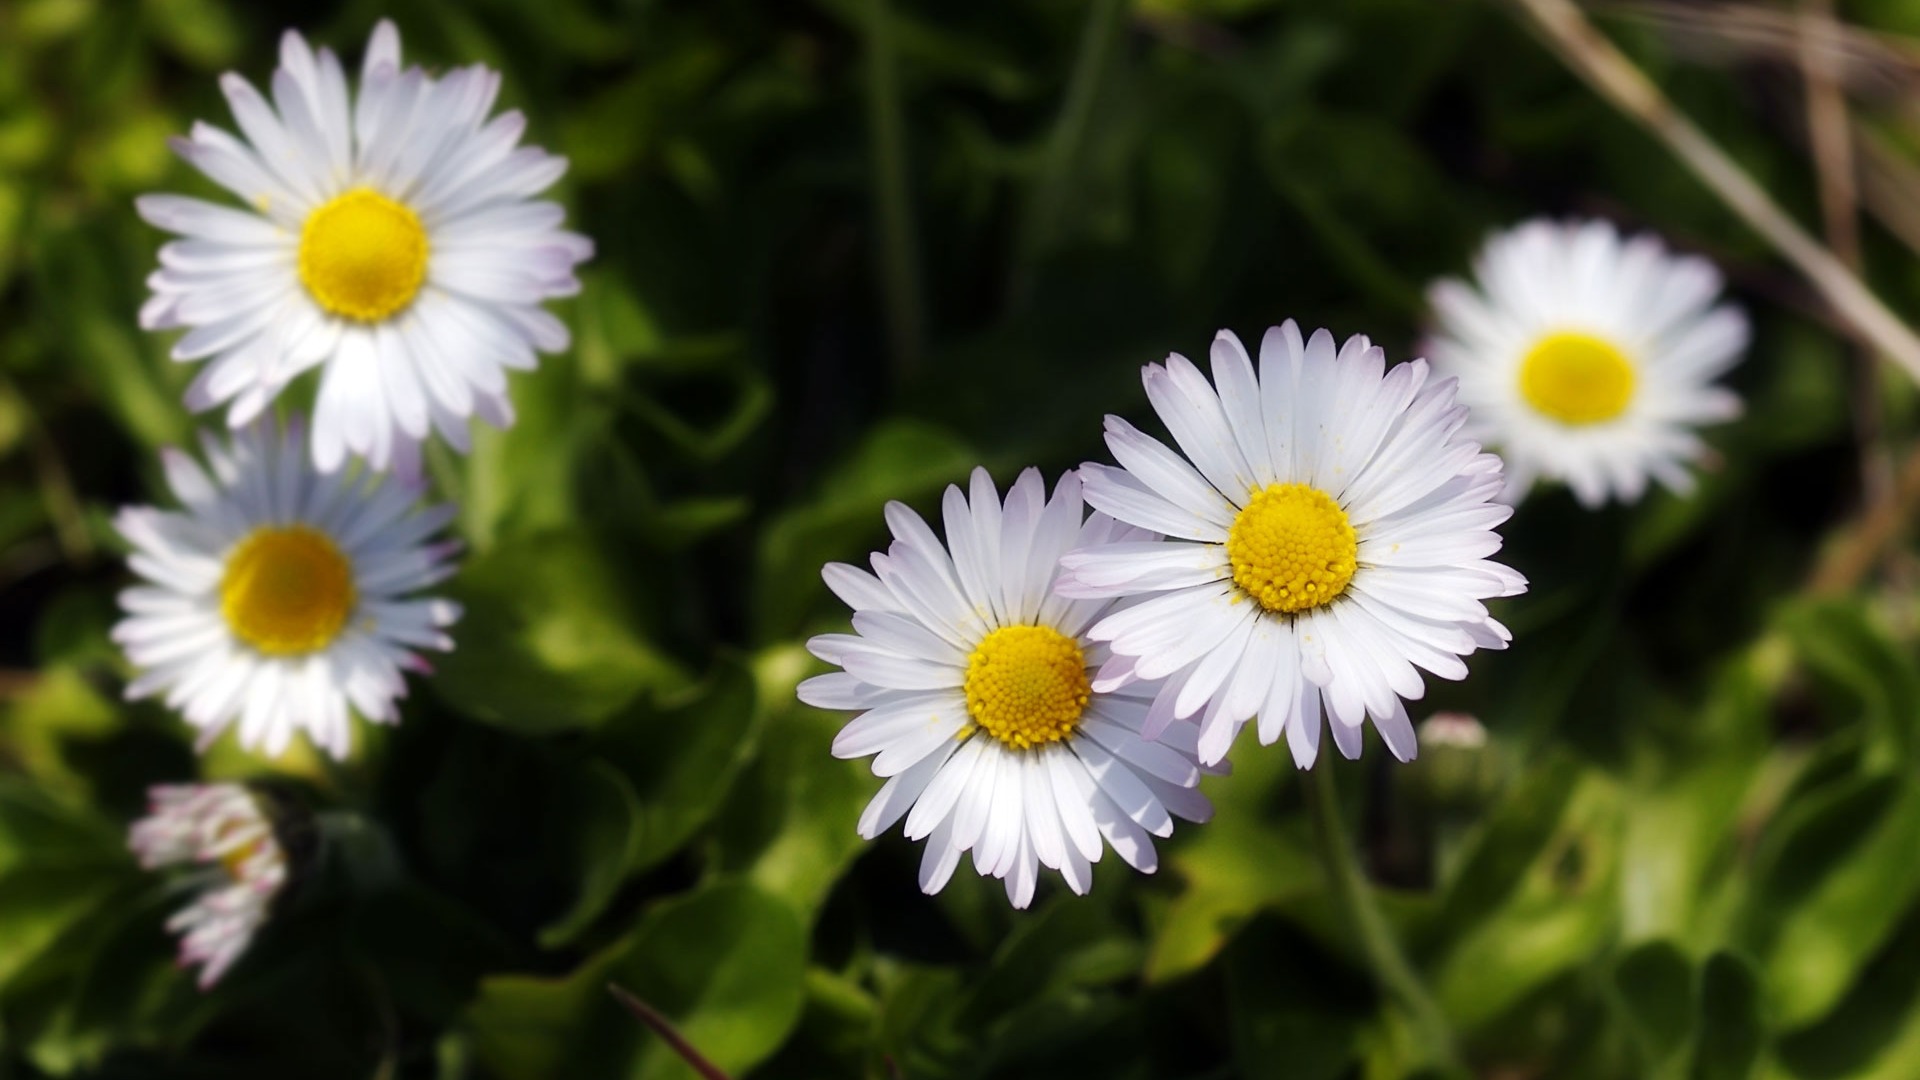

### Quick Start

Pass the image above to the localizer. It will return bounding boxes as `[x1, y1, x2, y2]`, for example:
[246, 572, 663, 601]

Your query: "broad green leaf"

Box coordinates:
[1432, 770, 1623, 1028]
[1777, 598, 1920, 766]
[536, 761, 644, 948]
[1145, 742, 1316, 983]
[1224, 916, 1363, 1080]
[1771, 904, 1920, 1079]
[469, 881, 806, 1080]
[753, 419, 975, 642]
[1690, 953, 1762, 1080]
[1431, 754, 1583, 941]
[613, 661, 761, 873]
[0, 665, 120, 793]
[712, 645, 872, 919]
[613, 880, 809, 1080]
[0, 783, 137, 997]
[432, 531, 690, 734]
[1615, 940, 1694, 1068]
[465, 946, 623, 1080]
[1736, 767, 1920, 1025]
[956, 900, 1140, 1033]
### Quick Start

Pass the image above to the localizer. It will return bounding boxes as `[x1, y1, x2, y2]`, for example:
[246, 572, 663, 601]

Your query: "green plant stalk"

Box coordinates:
[862, 0, 925, 379]
[1306, 763, 1462, 1073]
[1015, 0, 1126, 299]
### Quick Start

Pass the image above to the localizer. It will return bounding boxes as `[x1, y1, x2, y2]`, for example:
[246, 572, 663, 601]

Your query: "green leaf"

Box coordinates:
[468, 881, 806, 1080]
[546, 657, 764, 945]
[1145, 742, 1317, 984]
[1777, 598, 1920, 766]
[1431, 769, 1623, 1028]
[1615, 941, 1694, 1067]
[712, 645, 873, 919]
[753, 419, 976, 642]
[465, 946, 624, 1080]
[1432, 754, 1584, 941]
[432, 531, 690, 734]
[1223, 916, 1364, 1080]
[957, 900, 1140, 1033]
[536, 762, 645, 949]
[0, 783, 137, 996]
[1690, 952, 1762, 1080]
[613, 881, 809, 1080]
[1737, 766, 1920, 1025]
[1773, 903, 1920, 1079]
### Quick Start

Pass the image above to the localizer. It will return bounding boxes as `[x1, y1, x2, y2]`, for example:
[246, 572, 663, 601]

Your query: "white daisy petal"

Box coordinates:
[1079, 463, 1228, 543]
[141, 22, 589, 474]
[802, 468, 1207, 906]
[918, 816, 964, 895]
[113, 416, 457, 760]
[1426, 217, 1747, 505]
[1064, 323, 1524, 766]
[129, 784, 288, 989]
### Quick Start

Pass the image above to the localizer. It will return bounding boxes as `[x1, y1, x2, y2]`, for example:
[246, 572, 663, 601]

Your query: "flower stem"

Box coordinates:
[1013, 0, 1125, 303]
[1305, 762, 1461, 1073]
[609, 984, 731, 1080]
[861, 0, 925, 380]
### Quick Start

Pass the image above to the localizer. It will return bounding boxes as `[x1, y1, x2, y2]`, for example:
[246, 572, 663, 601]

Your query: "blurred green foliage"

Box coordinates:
[6, 0, 1920, 1077]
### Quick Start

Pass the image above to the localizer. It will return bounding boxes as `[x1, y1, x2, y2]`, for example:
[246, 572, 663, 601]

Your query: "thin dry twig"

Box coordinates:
[607, 984, 732, 1080]
[1798, 0, 1862, 269]
[1854, 121, 1920, 257]
[1606, 1, 1920, 100]
[1807, 440, 1920, 595]
[1796, 0, 1893, 518]
[1506, 0, 1920, 387]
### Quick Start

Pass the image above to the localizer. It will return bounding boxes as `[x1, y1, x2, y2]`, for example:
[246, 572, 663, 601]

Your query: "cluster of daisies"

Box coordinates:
[116, 22, 588, 986]
[802, 227, 1747, 906]
[108, 24, 1749, 985]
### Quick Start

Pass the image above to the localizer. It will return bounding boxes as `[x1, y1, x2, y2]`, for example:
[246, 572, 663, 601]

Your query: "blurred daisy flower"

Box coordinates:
[113, 416, 461, 759]
[130, 784, 287, 988]
[797, 469, 1216, 908]
[1061, 323, 1525, 768]
[1425, 218, 1748, 507]
[138, 21, 592, 474]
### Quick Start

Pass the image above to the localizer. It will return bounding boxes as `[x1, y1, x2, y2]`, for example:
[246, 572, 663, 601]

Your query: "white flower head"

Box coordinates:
[113, 415, 461, 760]
[138, 20, 593, 475]
[1061, 322, 1527, 768]
[130, 784, 288, 988]
[1425, 218, 1748, 507]
[797, 468, 1218, 909]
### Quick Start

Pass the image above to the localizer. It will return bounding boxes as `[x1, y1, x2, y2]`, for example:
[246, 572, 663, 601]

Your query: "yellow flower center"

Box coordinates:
[297, 188, 430, 322]
[1227, 483, 1358, 614]
[220, 526, 356, 656]
[962, 625, 1091, 750]
[1518, 331, 1636, 425]
[217, 834, 269, 881]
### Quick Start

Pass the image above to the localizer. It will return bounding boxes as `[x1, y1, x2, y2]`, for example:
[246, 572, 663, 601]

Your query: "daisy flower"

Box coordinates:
[1060, 322, 1526, 768]
[130, 783, 288, 988]
[137, 21, 593, 474]
[113, 415, 461, 759]
[1424, 218, 1748, 506]
[796, 469, 1216, 908]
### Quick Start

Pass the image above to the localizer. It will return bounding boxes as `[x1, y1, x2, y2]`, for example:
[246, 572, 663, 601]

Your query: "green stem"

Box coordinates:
[1306, 763, 1461, 1073]
[861, 0, 924, 380]
[1014, 0, 1126, 301]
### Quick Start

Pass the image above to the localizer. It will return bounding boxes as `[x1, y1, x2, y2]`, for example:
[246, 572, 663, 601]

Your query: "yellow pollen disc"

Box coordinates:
[298, 188, 429, 322]
[1227, 483, 1358, 615]
[962, 625, 1092, 750]
[1518, 331, 1636, 425]
[218, 837, 266, 881]
[220, 526, 357, 656]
